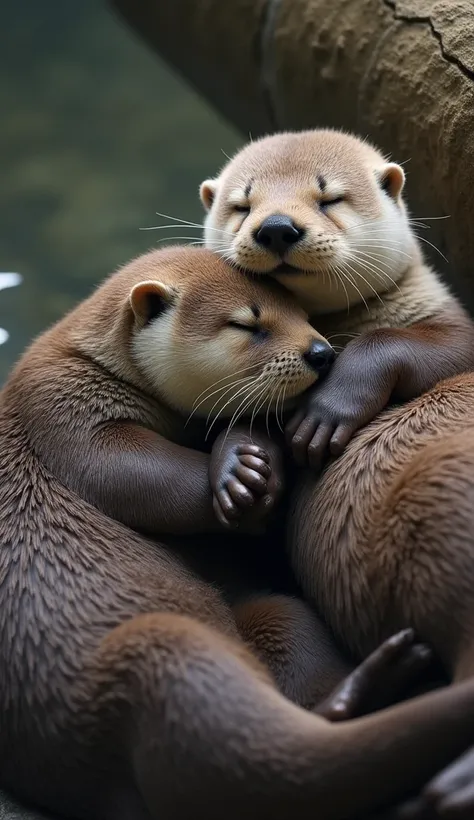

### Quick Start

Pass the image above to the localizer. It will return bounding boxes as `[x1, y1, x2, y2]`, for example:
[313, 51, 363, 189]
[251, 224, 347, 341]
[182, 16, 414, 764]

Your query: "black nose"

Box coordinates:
[255, 214, 304, 256]
[303, 341, 335, 374]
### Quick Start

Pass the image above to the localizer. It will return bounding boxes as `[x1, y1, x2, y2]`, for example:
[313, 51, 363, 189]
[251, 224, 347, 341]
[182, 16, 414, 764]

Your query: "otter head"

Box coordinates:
[200, 130, 416, 315]
[128, 247, 333, 422]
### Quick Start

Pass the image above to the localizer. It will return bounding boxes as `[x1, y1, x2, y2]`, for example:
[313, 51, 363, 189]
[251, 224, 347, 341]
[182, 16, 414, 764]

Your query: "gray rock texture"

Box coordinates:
[111, 0, 474, 308]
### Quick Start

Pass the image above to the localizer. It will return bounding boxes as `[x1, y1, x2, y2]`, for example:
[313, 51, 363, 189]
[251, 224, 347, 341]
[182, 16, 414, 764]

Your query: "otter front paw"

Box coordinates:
[210, 440, 272, 529]
[286, 390, 372, 471]
[286, 345, 394, 470]
[316, 630, 434, 722]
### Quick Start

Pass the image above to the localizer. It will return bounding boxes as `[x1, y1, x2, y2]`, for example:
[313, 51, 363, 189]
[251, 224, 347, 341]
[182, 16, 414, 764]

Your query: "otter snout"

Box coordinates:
[303, 340, 335, 375]
[254, 214, 305, 256]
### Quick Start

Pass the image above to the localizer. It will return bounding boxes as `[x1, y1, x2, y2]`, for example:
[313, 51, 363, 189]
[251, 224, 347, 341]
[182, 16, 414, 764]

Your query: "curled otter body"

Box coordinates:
[201, 130, 474, 815]
[3, 246, 474, 819]
[201, 128, 474, 681]
[289, 372, 474, 680]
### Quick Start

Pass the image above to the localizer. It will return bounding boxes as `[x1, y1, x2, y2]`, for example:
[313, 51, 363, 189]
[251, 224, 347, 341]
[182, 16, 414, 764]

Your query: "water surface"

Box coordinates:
[0, 0, 241, 382]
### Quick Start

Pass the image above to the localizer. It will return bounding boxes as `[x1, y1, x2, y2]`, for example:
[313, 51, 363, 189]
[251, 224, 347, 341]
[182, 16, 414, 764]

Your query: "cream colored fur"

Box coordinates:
[201, 129, 454, 333]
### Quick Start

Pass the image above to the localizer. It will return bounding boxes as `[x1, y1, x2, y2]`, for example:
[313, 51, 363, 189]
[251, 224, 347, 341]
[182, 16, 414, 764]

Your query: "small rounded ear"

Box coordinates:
[129, 280, 177, 326]
[200, 179, 218, 211]
[378, 163, 405, 201]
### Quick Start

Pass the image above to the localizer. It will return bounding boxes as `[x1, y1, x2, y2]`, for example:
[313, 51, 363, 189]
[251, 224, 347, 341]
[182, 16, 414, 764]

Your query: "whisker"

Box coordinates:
[279, 382, 290, 430]
[153, 211, 230, 232]
[150, 238, 232, 249]
[219, 252, 239, 270]
[152, 236, 210, 245]
[329, 262, 350, 313]
[186, 363, 266, 426]
[264, 389, 274, 438]
[205, 378, 264, 441]
[274, 382, 287, 434]
[140, 223, 233, 236]
[326, 332, 360, 340]
[351, 264, 386, 305]
[408, 215, 450, 222]
[205, 377, 257, 426]
[354, 241, 413, 260]
[413, 233, 449, 263]
[351, 251, 403, 294]
[349, 252, 397, 288]
[265, 381, 281, 437]
[249, 384, 269, 440]
[221, 381, 269, 447]
[337, 264, 370, 313]
[144, 211, 235, 236]
[251, 377, 279, 437]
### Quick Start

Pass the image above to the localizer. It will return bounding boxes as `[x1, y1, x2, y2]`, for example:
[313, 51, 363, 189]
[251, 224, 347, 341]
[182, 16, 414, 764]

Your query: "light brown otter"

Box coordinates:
[288, 371, 474, 818]
[201, 129, 474, 469]
[2, 245, 474, 819]
[201, 130, 474, 815]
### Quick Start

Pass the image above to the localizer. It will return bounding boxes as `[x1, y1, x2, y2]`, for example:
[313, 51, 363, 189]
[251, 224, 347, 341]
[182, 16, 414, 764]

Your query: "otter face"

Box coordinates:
[200, 130, 415, 315]
[129, 249, 333, 422]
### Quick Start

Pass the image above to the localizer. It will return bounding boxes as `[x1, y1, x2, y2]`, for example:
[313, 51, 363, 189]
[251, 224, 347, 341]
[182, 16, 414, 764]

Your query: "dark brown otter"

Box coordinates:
[2, 246, 474, 820]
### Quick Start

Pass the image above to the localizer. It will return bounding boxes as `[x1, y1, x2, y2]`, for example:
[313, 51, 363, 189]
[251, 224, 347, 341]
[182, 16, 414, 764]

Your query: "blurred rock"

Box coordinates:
[111, 0, 474, 311]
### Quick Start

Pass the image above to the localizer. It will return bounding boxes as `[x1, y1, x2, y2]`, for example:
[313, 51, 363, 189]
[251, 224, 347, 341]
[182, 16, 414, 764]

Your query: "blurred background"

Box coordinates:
[0, 0, 241, 382]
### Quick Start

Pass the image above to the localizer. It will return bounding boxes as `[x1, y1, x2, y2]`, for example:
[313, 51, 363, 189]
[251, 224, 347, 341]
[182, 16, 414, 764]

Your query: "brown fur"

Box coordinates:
[3, 246, 474, 818]
[202, 130, 474, 814]
[203, 132, 474, 656]
[289, 372, 474, 681]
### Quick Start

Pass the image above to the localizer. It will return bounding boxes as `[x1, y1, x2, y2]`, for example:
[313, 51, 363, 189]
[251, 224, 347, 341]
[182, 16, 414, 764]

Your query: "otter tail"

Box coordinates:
[76, 612, 474, 820]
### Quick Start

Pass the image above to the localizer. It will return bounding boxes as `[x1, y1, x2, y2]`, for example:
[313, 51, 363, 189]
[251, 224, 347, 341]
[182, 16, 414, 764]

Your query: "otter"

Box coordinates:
[288, 371, 474, 818]
[200, 129, 474, 468]
[200, 129, 474, 814]
[2, 245, 474, 820]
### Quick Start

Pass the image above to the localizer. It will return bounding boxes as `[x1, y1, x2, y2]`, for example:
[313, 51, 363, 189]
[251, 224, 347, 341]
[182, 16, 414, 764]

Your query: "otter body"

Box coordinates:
[3, 246, 474, 819]
[201, 130, 474, 815]
[285, 364, 474, 810]
[289, 373, 474, 672]
[200, 128, 474, 675]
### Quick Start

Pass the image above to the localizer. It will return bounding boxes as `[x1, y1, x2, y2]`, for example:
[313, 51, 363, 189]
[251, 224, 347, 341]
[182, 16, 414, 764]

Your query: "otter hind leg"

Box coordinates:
[83, 612, 474, 820]
[233, 594, 352, 708]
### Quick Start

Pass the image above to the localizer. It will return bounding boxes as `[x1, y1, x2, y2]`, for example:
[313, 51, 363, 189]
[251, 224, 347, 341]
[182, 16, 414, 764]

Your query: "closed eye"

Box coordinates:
[227, 320, 257, 332]
[234, 205, 250, 213]
[227, 321, 269, 340]
[320, 197, 344, 209]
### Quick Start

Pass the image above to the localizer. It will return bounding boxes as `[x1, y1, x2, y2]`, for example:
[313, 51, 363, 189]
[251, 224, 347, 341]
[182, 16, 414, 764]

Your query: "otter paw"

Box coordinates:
[387, 746, 474, 818]
[286, 400, 363, 472]
[212, 443, 271, 529]
[286, 348, 394, 471]
[316, 629, 434, 722]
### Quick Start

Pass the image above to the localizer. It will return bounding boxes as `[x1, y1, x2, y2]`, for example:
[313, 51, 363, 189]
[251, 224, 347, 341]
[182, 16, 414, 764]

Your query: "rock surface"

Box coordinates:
[0, 792, 53, 820]
[111, 0, 474, 309]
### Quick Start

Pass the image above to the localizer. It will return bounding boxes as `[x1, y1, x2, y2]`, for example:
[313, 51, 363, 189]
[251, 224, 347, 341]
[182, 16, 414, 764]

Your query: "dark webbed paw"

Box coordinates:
[316, 630, 434, 722]
[211, 442, 271, 528]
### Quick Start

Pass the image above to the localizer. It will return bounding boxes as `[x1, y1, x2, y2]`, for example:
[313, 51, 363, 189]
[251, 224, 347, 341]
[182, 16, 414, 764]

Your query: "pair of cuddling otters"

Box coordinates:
[3, 130, 474, 820]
